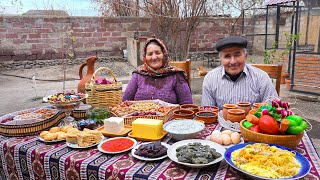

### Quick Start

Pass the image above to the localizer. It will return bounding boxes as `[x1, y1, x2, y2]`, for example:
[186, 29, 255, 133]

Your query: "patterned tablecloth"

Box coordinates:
[0, 124, 319, 180]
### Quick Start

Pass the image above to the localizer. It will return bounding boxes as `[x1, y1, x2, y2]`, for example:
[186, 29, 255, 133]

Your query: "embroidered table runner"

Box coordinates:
[0, 124, 319, 180]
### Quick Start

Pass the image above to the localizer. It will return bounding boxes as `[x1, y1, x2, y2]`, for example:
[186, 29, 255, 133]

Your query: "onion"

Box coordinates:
[262, 109, 269, 115]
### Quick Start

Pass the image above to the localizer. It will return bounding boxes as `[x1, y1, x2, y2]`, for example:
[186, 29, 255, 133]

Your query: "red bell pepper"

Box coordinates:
[258, 115, 280, 135]
[249, 125, 261, 133]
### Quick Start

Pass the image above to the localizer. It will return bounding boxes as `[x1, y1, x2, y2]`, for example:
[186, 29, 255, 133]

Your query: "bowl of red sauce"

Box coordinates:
[98, 137, 137, 154]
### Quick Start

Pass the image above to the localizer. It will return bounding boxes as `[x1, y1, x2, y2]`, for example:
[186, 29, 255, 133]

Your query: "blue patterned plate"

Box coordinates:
[224, 142, 311, 180]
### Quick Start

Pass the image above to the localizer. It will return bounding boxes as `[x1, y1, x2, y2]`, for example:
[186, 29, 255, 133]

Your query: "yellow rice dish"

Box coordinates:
[231, 144, 301, 178]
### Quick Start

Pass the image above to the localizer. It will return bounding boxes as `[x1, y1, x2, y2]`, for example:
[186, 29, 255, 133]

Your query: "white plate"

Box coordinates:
[98, 137, 137, 154]
[167, 139, 225, 168]
[66, 136, 104, 149]
[131, 142, 170, 161]
[205, 136, 244, 149]
[38, 137, 65, 143]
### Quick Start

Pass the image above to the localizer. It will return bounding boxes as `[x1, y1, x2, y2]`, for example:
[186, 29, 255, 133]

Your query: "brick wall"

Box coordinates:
[293, 54, 320, 94]
[0, 16, 242, 65]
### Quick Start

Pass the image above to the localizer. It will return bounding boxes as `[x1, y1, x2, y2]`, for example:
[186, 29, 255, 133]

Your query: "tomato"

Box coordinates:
[258, 115, 279, 135]
[249, 125, 261, 133]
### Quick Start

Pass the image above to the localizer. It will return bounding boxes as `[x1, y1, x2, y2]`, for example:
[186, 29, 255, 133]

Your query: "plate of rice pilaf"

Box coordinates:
[224, 142, 311, 180]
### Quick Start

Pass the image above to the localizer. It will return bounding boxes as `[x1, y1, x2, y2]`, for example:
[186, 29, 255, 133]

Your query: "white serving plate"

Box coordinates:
[98, 137, 137, 154]
[38, 137, 65, 143]
[131, 142, 170, 161]
[167, 139, 225, 168]
[67, 136, 104, 149]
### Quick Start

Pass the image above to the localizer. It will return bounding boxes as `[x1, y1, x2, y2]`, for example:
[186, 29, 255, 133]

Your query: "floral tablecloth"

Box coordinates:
[0, 124, 319, 180]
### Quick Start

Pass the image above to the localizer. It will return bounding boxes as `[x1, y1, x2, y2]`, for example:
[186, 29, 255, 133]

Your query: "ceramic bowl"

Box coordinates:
[194, 111, 218, 124]
[180, 104, 199, 114]
[223, 104, 238, 119]
[226, 109, 246, 123]
[198, 106, 219, 113]
[173, 109, 194, 119]
[163, 120, 205, 141]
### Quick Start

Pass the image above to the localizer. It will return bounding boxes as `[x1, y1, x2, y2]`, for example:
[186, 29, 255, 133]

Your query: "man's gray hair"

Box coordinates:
[219, 48, 247, 58]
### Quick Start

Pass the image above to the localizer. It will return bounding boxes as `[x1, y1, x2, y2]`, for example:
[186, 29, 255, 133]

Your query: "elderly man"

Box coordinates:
[201, 36, 278, 110]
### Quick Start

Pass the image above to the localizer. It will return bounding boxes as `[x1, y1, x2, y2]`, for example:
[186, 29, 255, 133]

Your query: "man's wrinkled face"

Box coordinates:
[220, 46, 247, 76]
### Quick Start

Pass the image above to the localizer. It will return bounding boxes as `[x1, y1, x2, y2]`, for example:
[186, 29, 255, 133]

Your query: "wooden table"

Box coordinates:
[0, 123, 319, 180]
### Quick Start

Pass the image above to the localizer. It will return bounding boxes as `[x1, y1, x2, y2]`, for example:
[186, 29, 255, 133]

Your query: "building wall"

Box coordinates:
[0, 16, 242, 68]
[292, 54, 320, 94]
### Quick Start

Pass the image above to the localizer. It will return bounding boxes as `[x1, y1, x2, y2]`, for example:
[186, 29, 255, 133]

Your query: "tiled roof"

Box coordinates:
[266, 0, 297, 5]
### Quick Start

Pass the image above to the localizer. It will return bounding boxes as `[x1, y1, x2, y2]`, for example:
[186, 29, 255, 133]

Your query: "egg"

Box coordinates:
[210, 134, 223, 144]
[230, 132, 241, 144]
[221, 130, 233, 136]
[221, 134, 232, 145]
[211, 130, 221, 136]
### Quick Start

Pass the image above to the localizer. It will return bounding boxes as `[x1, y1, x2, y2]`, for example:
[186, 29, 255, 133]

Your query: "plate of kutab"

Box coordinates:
[131, 141, 170, 161]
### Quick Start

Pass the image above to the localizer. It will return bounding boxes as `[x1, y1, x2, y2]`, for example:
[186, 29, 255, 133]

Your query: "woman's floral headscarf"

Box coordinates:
[134, 38, 187, 80]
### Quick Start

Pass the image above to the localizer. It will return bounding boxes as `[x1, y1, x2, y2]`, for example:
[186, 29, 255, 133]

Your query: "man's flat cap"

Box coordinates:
[215, 36, 248, 52]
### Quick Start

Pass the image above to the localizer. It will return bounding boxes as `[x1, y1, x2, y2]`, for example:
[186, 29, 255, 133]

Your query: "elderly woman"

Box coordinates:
[122, 38, 193, 105]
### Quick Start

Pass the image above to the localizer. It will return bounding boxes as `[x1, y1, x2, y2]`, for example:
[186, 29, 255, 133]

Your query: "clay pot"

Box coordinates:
[180, 104, 199, 114]
[249, 109, 256, 115]
[223, 104, 238, 120]
[226, 109, 246, 123]
[77, 56, 98, 93]
[253, 103, 267, 110]
[237, 102, 251, 116]
[198, 106, 219, 113]
[173, 109, 194, 119]
[195, 111, 218, 124]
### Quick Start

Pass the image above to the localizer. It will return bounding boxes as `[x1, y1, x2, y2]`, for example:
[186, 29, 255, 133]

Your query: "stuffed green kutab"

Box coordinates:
[286, 115, 308, 135]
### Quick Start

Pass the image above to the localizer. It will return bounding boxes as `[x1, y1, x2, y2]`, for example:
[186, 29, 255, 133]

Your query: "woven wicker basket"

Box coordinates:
[0, 111, 65, 137]
[85, 67, 122, 109]
[123, 106, 179, 126]
[240, 120, 303, 149]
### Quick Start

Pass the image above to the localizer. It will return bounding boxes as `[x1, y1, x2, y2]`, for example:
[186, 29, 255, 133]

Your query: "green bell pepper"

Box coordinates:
[243, 120, 254, 129]
[285, 115, 308, 135]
